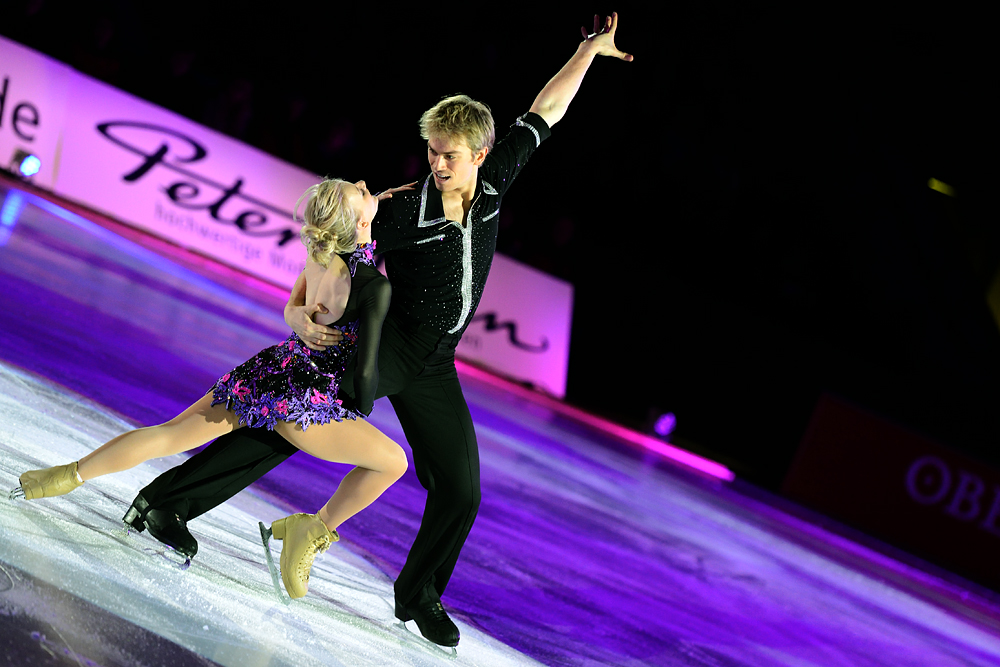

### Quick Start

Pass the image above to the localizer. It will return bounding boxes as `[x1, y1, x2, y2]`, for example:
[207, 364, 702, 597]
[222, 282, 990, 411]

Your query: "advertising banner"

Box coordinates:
[0, 37, 71, 190]
[2, 35, 315, 288]
[56, 75, 317, 288]
[782, 394, 1000, 590]
[1, 36, 574, 395]
[456, 253, 573, 398]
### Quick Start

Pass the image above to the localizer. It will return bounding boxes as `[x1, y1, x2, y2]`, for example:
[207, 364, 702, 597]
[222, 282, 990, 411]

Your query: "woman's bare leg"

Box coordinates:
[77, 395, 243, 481]
[274, 418, 407, 532]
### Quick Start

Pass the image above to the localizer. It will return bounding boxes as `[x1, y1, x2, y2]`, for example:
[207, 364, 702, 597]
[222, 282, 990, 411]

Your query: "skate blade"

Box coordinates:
[157, 547, 191, 570]
[259, 521, 290, 606]
[395, 620, 459, 658]
[114, 524, 191, 569]
[8, 486, 25, 501]
[116, 523, 133, 539]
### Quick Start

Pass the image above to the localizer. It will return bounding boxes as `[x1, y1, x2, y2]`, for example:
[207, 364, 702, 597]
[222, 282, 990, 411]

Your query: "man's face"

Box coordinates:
[427, 133, 487, 195]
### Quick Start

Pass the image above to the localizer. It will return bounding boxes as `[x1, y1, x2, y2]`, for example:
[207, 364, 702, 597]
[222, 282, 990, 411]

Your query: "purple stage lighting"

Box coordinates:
[654, 412, 676, 437]
[0, 190, 25, 246]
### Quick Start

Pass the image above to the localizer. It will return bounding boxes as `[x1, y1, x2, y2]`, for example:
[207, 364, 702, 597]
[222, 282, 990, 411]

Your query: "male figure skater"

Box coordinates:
[125, 14, 631, 646]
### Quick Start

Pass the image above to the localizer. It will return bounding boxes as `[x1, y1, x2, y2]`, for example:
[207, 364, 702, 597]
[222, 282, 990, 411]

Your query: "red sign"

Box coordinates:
[782, 394, 1000, 590]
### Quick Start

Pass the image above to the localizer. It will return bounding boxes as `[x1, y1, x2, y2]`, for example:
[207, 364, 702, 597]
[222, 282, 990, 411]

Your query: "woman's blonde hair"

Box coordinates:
[295, 178, 359, 267]
[419, 94, 495, 153]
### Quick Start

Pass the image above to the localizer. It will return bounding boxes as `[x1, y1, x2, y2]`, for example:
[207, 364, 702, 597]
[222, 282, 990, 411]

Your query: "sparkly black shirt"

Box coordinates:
[373, 112, 551, 337]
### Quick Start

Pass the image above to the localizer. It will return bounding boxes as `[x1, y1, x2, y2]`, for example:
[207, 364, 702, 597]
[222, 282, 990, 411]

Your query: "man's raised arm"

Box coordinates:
[529, 12, 633, 128]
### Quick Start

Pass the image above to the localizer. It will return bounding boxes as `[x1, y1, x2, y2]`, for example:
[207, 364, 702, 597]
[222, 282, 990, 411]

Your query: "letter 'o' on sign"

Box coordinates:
[905, 456, 952, 505]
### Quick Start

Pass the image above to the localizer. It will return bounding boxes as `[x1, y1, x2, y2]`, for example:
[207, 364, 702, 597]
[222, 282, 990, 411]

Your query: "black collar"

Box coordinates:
[416, 173, 498, 228]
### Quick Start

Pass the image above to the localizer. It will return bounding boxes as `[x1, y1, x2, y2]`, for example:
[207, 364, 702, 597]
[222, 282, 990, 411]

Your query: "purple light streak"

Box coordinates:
[455, 360, 736, 482]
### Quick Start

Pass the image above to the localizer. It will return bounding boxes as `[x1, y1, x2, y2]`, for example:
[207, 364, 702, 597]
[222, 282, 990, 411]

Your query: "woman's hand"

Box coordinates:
[286, 303, 343, 350]
[376, 181, 418, 201]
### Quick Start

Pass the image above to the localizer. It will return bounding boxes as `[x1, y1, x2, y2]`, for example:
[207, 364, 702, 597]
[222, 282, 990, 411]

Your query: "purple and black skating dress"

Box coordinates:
[209, 242, 390, 430]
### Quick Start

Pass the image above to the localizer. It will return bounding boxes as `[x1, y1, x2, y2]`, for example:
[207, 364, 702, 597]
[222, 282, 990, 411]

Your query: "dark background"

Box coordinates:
[2, 1, 996, 489]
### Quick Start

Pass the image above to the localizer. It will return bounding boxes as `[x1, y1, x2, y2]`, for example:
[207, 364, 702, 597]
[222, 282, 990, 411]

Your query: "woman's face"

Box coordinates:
[345, 180, 378, 224]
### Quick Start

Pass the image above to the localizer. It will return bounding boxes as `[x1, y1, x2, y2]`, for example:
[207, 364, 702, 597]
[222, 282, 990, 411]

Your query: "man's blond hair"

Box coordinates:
[419, 94, 495, 154]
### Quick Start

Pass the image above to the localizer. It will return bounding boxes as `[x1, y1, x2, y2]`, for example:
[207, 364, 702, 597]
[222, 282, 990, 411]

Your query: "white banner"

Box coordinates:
[456, 254, 573, 398]
[2, 35, 314, 288]
[0, 37, 71, 190]
[1, 35, 573, 396]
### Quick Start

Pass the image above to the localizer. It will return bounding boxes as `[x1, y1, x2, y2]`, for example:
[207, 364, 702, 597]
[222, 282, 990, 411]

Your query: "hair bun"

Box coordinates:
[295, 178, 360, 266]
[301, 226, 333, 254]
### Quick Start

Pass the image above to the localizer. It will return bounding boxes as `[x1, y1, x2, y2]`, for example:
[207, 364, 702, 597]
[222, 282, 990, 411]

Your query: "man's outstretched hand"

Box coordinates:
[376, 181, 417, 201]
[581, 12, 633, 62]
[529, 11, 632, 126]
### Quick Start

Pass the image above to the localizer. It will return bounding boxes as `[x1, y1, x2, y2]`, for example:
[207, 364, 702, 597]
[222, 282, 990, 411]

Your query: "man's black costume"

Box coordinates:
[129, 112, 552, 623]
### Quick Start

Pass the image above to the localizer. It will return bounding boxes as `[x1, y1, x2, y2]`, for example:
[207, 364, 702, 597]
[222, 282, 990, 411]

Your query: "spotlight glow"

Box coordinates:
[928, 178, 955, 197]
[18, 154, 41, 177]
[654, 412, 677, 437]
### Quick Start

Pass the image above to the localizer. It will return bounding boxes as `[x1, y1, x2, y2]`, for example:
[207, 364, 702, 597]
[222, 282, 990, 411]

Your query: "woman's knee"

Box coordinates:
[387, 445, 408, 480]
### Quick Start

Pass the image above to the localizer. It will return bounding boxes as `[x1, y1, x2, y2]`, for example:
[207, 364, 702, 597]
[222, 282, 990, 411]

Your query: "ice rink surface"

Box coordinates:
[2, 179, 1000, 666]
[0, 362, 536, 666]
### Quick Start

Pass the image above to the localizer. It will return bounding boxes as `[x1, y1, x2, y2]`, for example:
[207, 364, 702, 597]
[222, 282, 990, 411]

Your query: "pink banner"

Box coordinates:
[2, 35, 316, 288]
[0, 37, 71, 190]
[456, 254, 573, 398]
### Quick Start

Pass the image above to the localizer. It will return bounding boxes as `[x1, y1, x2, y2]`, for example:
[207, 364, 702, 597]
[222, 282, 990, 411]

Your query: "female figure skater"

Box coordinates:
[10, 178, 407, 599]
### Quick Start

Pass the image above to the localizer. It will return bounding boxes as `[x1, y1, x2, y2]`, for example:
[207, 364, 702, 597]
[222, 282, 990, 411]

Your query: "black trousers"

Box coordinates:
[137, 313, 481, 606]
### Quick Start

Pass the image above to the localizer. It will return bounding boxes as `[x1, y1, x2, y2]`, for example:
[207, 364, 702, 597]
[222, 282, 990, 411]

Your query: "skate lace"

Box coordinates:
[298, 535, 332, 582]
[427, 602, 450, 623]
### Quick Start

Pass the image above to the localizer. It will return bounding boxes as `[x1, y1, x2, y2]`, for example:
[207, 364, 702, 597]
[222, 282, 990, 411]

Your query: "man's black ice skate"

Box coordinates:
[395, 590, 460, 647]
[123, 493, 198, 566]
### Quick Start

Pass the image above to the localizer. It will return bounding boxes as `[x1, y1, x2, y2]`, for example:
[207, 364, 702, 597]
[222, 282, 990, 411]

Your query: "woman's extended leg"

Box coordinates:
[14, 395, 243, 501]
[77, 395, 243, 481]
[266, 417, 407, 599]
[274, 417, 408, 532]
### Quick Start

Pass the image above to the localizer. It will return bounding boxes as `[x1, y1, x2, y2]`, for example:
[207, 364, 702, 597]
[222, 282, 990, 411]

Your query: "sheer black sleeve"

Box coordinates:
[351, 276, 391, 417]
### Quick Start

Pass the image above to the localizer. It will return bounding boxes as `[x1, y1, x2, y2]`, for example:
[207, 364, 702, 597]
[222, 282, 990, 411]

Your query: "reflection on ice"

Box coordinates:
[0, 362, 540, 667]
